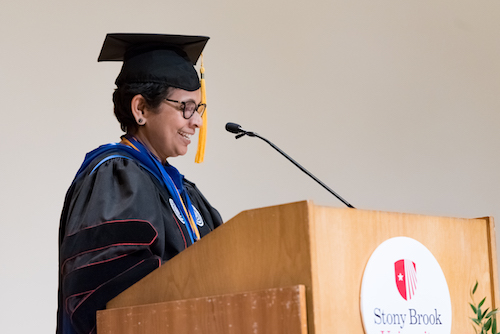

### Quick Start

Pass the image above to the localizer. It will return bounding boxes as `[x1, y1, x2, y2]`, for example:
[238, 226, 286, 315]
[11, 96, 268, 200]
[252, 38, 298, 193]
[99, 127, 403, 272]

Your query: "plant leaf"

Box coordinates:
[479, 297, 486, 309]
[483, 308, 490, 320]
[485, 318, 493, 331]
[487, 309, 500, 318]
[471, 303, 478, 314]
[473, 280, 479, 294]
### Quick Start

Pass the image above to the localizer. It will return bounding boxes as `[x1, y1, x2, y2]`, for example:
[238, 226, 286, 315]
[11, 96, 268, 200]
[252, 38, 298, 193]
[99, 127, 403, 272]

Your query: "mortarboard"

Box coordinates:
[98, 33, 209, 91]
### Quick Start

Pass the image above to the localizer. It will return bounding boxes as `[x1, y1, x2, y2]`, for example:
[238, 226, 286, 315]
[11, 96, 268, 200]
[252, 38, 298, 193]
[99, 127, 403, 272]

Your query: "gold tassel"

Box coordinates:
[195, 54, 207, 163]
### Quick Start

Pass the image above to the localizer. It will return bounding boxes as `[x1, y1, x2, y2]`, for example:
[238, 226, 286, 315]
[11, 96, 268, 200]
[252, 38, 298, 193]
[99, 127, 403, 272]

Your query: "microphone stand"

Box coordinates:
[229, 124, 355, 209]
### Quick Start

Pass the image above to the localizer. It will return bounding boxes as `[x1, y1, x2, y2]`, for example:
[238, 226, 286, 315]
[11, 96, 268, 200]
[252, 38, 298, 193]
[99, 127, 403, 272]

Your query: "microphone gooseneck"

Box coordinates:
[225, 122, 355, 209]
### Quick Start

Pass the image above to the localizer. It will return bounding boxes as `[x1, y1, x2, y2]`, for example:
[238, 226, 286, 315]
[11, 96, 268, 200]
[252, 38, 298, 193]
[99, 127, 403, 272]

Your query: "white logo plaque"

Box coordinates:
[360, 237, 452, 334]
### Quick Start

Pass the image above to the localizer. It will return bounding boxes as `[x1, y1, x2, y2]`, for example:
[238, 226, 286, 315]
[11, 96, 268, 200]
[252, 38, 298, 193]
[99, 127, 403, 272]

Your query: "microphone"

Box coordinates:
[225, 122, 242, 134]
[225, 122, 256, 139]
[225, 122, 355, 209]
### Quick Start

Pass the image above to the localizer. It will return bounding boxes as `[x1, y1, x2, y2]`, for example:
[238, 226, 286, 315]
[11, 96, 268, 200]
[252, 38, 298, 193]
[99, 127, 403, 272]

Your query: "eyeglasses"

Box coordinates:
[165, 98, 206, 119]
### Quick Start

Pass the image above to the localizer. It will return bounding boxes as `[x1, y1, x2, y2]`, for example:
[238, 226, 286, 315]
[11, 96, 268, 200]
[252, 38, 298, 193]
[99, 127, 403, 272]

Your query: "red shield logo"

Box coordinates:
[394, 259, 417, 300]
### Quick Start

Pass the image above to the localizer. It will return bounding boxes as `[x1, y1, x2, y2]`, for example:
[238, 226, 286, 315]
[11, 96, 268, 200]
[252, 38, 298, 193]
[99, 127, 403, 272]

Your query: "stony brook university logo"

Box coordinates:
[394, 259, 417, 301]
[361, 237, 452, 333]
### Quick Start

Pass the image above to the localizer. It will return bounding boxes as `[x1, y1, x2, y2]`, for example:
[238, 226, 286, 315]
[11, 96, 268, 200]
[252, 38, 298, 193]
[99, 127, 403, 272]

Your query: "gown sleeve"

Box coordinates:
[58, 157, 168, 334]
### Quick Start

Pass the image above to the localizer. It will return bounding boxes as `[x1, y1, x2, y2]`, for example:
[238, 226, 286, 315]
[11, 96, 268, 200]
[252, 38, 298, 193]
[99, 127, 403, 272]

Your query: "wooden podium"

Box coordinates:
[96, 201, 499, 333]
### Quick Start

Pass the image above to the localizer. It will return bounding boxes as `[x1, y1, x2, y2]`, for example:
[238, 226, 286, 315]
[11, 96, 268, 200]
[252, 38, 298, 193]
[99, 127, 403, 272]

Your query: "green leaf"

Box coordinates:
[479, 297, 487, 309]
[471, 303, 478, 314]
[492, 317, 497, 334]
[486, 309, 500, 318]
[485, 318, 493, 331]
[482, 308, 490, 320]
[478, 306, 483, 321]
[473, 281, 479, 294]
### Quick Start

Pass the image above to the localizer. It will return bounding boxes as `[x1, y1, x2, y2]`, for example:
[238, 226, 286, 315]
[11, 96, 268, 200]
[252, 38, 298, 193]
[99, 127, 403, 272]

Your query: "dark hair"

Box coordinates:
[113, 82, 172, 133]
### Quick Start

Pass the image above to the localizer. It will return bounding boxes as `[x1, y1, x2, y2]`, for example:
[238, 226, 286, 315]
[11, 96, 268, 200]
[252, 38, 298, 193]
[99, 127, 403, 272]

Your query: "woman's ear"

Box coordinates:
[131, 94, 147, 125]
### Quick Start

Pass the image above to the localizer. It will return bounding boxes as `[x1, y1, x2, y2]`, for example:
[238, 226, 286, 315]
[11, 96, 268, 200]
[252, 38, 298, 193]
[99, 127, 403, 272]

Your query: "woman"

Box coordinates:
[56, 33, 223, 334]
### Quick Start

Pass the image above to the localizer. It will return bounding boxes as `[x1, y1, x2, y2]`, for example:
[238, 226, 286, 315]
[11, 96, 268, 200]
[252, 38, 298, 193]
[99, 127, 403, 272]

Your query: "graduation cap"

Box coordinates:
[98, 33, 209, 91]
[98, 33, 210, 163]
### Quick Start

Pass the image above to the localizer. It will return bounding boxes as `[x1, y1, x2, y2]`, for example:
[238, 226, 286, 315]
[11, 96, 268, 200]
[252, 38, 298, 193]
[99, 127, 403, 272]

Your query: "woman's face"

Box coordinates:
[138, 88, 203, 161]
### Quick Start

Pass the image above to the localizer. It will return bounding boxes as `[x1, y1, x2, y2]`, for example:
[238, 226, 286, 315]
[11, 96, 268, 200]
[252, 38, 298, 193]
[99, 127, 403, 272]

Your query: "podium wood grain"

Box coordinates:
[97, 285, 307, 334]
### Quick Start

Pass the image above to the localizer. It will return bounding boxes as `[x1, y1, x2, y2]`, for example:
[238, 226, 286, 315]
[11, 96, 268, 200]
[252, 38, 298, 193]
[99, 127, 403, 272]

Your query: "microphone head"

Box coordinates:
[225, 122, 243, 134]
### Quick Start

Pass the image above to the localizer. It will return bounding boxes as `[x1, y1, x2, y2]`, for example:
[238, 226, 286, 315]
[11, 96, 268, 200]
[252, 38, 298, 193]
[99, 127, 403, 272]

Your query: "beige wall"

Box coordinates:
[0, 0, 499, 332]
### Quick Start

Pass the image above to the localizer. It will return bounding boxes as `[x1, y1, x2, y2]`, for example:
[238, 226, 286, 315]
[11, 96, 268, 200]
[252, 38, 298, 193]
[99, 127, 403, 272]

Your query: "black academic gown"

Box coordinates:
[56, 152, 222, 334]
